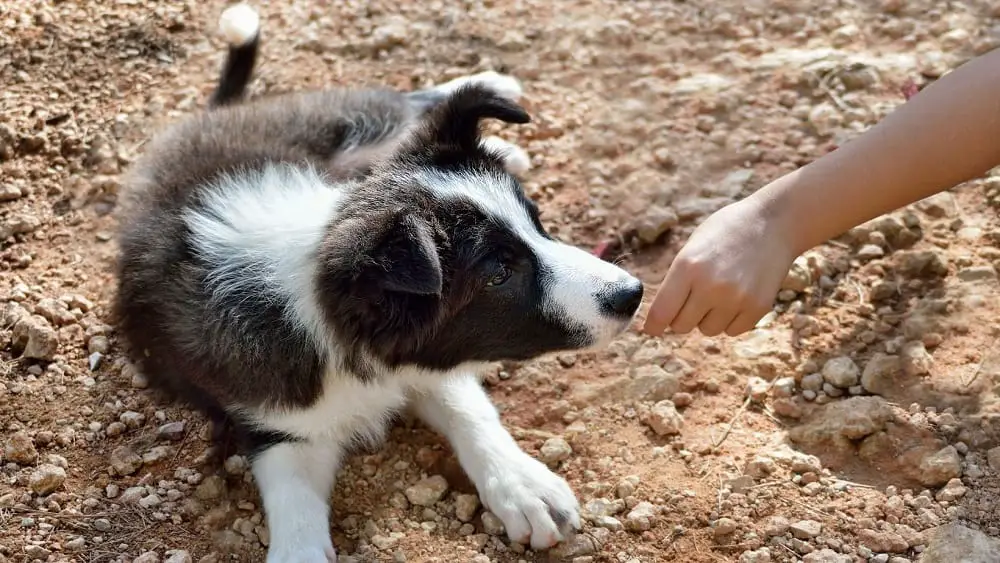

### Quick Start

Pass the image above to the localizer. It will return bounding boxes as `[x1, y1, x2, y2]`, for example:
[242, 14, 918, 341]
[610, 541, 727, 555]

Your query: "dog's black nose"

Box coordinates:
[599, 278, 644, 317]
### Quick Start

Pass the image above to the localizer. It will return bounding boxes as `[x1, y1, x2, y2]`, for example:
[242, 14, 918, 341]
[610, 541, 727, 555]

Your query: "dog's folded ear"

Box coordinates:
[322, 209, 443, 296]
[372, 211, 443, 296]
[415, 84, 530, 150]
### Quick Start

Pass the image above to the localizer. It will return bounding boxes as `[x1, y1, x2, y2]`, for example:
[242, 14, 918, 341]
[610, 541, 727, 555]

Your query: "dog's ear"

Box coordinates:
[417, 84, 530, 150]
[335, 209, 442, 296]
[373, 211, 443, 295]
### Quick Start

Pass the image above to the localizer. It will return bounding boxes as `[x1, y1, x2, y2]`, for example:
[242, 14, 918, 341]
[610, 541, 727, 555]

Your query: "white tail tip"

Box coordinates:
[482, 136, 532, 176]
[219, 3, 260, 47]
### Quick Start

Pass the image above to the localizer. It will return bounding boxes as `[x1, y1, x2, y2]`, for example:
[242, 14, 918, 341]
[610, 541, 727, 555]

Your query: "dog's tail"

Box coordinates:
[209, 3, 260, 108]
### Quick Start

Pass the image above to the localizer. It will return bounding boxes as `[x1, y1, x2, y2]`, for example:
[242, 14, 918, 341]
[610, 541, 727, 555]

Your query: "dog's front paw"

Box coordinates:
[266, 544, 337, 563]
[478, 451, 581, 550]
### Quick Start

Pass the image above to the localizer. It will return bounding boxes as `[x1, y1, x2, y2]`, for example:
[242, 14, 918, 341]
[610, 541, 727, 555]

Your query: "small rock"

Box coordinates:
[822, 356, 860, 388]
[858, 528, 908, 553]
[4, 431, 38, 465]
[901, 341, 933, 376]
[120, 410, 146, 429]
[12, 315, 60, 360]
[165, 551, 193, 563]
[481, 511, 506, 536]
[635, 206, 679, 243]
[29, 464, 66, 495]
[539, 437, 572, 466]
[861, 353, 901, 395]
[958, 265, 997, 282]
[919, 446, 962, 487]
[641, 400, 683, 436]
[987, 446, 1000, 471]
[120, 486, 146, 504]
[133, 552, 161, 563]
[896, 250, 948, 278]
[935, 478, 967, 502]
[157, 421, 186, 441]
[857, 244, 885, 260]
[195, 475, 226, 500]
[110, 446, 143, 476]
[789, 519, 822, 539]
[454, 494, 480, 522]
[405, 475, 449, 507]
[713, 517, 738, 537]
[224, 455, 248, 475]
[781, 256, 813, 292]
[764, 516, 789, 537]
[94, 518, 112, 531]
[921, 522, 1000, 562]
[746, 377, 769, 402]
[143, 446, 172, 465]
[801, 373, 824, 391]
[624, 501, 657, 532]
[65, 536, 86, 552]
[803, 550, 851, 563]
[139, 493, 163, 509]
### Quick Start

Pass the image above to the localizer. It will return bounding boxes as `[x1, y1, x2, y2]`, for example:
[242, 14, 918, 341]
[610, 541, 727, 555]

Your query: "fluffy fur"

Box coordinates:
[114, 4, 644, 562]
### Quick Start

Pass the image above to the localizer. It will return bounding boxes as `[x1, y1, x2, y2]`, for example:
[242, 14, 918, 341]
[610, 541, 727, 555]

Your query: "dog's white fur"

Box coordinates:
[219, 3, 260, 47]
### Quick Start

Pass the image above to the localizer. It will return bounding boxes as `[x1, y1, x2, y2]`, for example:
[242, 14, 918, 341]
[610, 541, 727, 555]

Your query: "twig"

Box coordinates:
[963, 336, 999, 387]
[713, 395, 752, 448]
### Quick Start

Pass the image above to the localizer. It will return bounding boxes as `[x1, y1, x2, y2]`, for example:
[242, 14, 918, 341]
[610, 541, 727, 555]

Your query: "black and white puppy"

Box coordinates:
[114, 4, 644, 562]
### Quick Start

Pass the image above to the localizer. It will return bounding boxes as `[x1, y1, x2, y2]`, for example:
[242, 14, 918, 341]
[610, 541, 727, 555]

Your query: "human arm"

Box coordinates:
[642, 47, 1000, 337]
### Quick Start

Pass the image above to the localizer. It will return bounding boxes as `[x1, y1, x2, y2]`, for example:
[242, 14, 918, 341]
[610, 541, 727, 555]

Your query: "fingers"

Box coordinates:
[726, 308, 766, 336]
[641, 261, 692, 335]
[697, 307, 738, 337]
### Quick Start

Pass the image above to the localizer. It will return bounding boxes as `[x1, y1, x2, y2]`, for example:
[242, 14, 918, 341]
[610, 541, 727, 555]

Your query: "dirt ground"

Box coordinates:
[4, 0, 1000, 562]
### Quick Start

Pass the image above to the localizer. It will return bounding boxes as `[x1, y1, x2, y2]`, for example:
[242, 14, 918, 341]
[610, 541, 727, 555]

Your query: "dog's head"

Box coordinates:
[317, 85, 643, 372]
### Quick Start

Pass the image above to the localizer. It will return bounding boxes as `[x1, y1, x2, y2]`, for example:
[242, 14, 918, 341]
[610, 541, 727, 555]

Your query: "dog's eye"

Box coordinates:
[486, 263, 512, 287]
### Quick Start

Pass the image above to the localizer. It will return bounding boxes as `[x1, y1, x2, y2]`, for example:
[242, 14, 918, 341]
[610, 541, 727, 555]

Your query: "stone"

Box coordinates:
[713, 517, 738, 537]
[918, 446, 961, 487]
[65, 536, 86, 551]
[821, 356, 860, 388]
[625, 364, 681, 401]
[481, 511, 505, 536]
[746, 377, 769, 402]
[858, 528, 908, 553]
[4, 431, 38, 465]
[405, 475, 449, 507]
[896, 251, 948, 278]
[803, 550, 851, 563]
[764, 516, 789, 537]
[29, 464, 66, 495]
[740, 548, 773, 563]
[789, 396, 893, 450]
[861, 353, 901, 395]
[901, 341, 933, 376]
[624, 501, 657, 532]
[958, 265, 998, 282]
[857, 244, 885, 259]
[921, 522, 1000, 562]
[165, 551, 193, 563]
[110, 446, 143, 476]
[120, 411, 146, 429]
[195, 475, 226, 500]
[539, 437, 572, 466]
[781, 256, 813, 292]
[157, 421, 186, 441]
[935, 478, 967, 502]
[454, 494, 480, 522]
[641, 400, 683, 436]
[801, 373, 824, 391]
[12, 315, 60, 360]
[789, 519, 822, 539]
[223, 455, 248, 475]
[143, 446, 172, 465]
[635, 205, 679, 243]
[987, 446, 1000, 471]
[134, 552, 161, 563]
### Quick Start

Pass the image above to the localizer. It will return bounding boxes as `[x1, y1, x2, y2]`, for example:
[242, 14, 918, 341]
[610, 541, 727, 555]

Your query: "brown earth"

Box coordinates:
[4, 1, 1000, 562]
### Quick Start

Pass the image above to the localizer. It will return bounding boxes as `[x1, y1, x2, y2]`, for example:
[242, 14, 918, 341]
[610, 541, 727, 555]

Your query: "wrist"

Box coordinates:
[744, 171, 813, 258]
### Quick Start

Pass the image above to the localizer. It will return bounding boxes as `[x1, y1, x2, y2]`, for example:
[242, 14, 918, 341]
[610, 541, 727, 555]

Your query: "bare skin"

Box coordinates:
[643, 47, 1000, 337]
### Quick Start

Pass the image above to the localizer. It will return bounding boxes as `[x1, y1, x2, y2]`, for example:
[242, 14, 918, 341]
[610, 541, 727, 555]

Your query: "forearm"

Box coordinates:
[754, 48, 1000, 255]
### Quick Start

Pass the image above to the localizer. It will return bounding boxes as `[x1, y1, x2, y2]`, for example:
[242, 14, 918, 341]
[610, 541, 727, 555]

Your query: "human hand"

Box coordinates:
[641, 196, 798, 337]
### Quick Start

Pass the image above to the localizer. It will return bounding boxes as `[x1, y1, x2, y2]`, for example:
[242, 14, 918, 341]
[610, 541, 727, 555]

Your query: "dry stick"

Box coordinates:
[963, 336, 999, 387]
[713, 396, 752, 449]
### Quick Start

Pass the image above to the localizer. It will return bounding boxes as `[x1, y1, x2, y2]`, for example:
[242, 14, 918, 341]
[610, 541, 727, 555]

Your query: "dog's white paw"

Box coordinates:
[477, 452, 581, 550]
[436, 71, 523, 102]
[480, 136, 531, 175]
[266, 544, 337, 563]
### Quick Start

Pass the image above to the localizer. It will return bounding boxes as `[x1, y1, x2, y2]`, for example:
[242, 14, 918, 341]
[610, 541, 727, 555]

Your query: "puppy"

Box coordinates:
[114, 4, 644, 561]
